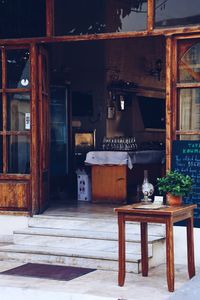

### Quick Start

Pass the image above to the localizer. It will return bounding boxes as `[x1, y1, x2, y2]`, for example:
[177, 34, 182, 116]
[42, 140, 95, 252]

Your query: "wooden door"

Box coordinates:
[0, 45, 31, 212]
[38, 46, 50, 213]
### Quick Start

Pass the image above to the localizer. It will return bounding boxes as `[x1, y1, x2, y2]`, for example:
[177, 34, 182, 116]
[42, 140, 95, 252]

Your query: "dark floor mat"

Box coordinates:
[1, 263, 96, 281]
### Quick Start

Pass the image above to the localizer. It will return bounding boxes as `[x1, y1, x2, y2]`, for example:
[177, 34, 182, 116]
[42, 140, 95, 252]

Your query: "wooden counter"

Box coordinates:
[92, 165, 127, 203]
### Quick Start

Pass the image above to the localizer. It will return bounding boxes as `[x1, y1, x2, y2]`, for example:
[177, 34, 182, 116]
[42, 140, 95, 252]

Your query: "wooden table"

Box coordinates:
[114, 203, 197, 292]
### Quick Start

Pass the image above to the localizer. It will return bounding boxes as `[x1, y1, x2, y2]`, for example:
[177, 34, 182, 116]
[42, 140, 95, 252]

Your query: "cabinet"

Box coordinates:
[91, 165, 127, 203]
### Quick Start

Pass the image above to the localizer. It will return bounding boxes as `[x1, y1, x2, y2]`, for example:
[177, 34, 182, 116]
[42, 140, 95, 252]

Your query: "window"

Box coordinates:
[176, 40, 200, 141]
[0, 47, 30, 175]
[54, 0, 147, 36]
[155, 0, 200, 28]
[0, 0, 46, 39]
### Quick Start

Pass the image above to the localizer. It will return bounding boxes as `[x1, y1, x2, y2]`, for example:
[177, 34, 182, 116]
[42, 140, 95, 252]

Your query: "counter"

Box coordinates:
[85, 150, 165, 203]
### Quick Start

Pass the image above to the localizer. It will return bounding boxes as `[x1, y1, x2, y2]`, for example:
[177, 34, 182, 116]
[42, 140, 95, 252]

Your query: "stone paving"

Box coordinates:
[0, 260, 198, 300]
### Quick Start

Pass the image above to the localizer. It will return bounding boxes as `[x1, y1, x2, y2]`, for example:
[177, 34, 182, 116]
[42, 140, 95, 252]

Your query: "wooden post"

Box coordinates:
[165, 36, 173, 171]
[1, 47, 7, 174]
[46, 0, 54, 37]
[147, 0, 155, 32]
[30, 44, 39, 214]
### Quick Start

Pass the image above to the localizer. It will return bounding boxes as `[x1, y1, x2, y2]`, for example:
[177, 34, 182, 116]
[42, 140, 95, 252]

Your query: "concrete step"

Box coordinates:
[0, 215, 166, 273]
[13, 227, 164, 243]
[28, 215, 166, 237]
[0, 240, 164, 273]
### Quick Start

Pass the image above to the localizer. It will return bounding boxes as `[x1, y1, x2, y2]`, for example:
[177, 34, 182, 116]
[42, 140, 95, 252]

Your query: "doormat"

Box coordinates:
[1, 263, 96, 281]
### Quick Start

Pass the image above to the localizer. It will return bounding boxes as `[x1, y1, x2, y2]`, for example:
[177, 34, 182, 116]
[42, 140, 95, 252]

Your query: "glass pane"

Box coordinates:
[54, 0, 147, 36]
[7, 135, 30, 174]
[178, 42, 200, 83]
[6, 49, 30, 89]
[178, 135, 200, 141]
[0, 0, 46, 39]
[0, 94, 2, 131]
[178, 89, 200, 131]
[155, 0, 200, 28]
[0, 135, 2, 173]
[7, 93, 30, 131]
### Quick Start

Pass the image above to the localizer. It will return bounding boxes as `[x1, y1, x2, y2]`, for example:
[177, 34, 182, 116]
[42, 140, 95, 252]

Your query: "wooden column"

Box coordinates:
[30, 44, 39, 214]
[147, 0, 155, 32]
[46, 0, 54, 37]
[165, 36, 173, 171]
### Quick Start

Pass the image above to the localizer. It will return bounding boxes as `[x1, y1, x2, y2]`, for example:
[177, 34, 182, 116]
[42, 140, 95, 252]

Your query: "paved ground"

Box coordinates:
[0, 261, 198, 300]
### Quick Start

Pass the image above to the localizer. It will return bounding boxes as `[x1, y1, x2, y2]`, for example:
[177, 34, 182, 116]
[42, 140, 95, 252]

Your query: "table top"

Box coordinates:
[114, 203, 197, 216]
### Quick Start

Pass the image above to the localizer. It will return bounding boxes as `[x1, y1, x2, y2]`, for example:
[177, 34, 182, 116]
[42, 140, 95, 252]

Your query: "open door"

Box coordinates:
[38, 46, 50, 213]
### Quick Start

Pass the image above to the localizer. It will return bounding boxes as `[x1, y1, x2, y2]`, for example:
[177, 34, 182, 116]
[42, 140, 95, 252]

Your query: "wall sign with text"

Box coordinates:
[172, 140, 200, 226]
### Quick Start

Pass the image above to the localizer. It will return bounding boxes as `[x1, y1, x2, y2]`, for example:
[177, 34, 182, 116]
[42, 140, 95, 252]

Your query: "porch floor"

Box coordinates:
[43, 200, 117, 219]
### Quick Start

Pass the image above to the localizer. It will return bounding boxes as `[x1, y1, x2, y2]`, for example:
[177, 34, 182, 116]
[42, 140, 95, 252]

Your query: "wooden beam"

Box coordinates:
[46, 0, 54, 37]
[165, 36, 173, 171]
[147, 0, 155, 32]
[0, 25, 200, 45]
[30, 44, 39, 215]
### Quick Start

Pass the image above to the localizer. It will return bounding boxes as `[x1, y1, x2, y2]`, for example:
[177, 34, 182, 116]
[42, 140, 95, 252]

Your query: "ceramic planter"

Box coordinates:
[166, 193, 182, 206]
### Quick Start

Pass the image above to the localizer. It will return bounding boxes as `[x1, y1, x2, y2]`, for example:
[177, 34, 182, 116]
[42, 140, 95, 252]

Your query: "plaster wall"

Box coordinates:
[0, 215, 28, 242]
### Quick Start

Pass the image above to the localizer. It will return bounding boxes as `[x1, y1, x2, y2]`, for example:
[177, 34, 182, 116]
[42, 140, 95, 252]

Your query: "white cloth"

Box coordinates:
[85, 150, 165, 170]
[85, 151, 133, 169]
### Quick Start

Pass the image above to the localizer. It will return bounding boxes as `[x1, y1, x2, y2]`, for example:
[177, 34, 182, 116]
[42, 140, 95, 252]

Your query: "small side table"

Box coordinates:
[114, 204, 197, 292]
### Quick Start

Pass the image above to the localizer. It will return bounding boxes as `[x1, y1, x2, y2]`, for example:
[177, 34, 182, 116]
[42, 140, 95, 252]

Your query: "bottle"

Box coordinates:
[141, 170, 154, 203]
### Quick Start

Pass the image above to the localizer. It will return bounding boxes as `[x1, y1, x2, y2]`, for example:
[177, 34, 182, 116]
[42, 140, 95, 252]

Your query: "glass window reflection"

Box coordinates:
[178, 43, 200, 83]
[54, 0, 147, 35]
[155, 0, 200, 28]
[6, 49, 30, 89]
[7, 93, 30, 131]
[7, 135, 30, 174]
[0, 0, 46, 39]
[178, 89, 200, 131]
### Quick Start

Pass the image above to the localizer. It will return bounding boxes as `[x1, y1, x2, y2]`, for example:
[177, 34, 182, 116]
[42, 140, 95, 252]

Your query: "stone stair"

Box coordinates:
[0, 215, 166, 273]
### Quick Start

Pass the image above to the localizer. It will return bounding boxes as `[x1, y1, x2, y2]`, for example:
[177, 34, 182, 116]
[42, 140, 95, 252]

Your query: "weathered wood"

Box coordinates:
[30, 43, 39, 214]
[46, 0, 54, 37]
[147, 0, 154, 32]
[165, 36, 173, 171]
[2, 47, 6, 174]
[92, 165, 127, 203]
[141, 222, 148, 276]
[175, 130, 200, 135]
[176, 82, 200, 88]
[0, 174, 30, 180]
[118, 213, 126, 286]
[166, 217, 174, 292]
[172, 38, 177, 142]
[0, 25, 200, 46]
[0, 181, 30, 209]
[186, 216, 195, 279]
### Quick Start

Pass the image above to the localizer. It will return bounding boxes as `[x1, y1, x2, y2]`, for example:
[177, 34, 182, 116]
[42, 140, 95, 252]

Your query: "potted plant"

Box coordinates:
[156, 170, 193, 206]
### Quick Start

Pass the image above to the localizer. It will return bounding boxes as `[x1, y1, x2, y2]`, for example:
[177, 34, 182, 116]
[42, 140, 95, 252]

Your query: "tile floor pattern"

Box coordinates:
[0, 260, 198, 300]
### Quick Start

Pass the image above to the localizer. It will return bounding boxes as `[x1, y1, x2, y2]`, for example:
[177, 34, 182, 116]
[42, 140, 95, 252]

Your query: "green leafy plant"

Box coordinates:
[157, 170, 193, 196]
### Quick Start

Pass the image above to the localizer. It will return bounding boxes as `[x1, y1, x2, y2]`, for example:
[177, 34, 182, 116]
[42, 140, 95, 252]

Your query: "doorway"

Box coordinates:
[46, 36, 166, 208]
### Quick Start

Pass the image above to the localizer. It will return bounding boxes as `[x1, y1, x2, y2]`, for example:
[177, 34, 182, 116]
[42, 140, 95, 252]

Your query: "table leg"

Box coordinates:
[186, 216, 195, 279]
[118, 213, 126, 286]
[166, 217, 174, 292]
[141, 222, 148, 276]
